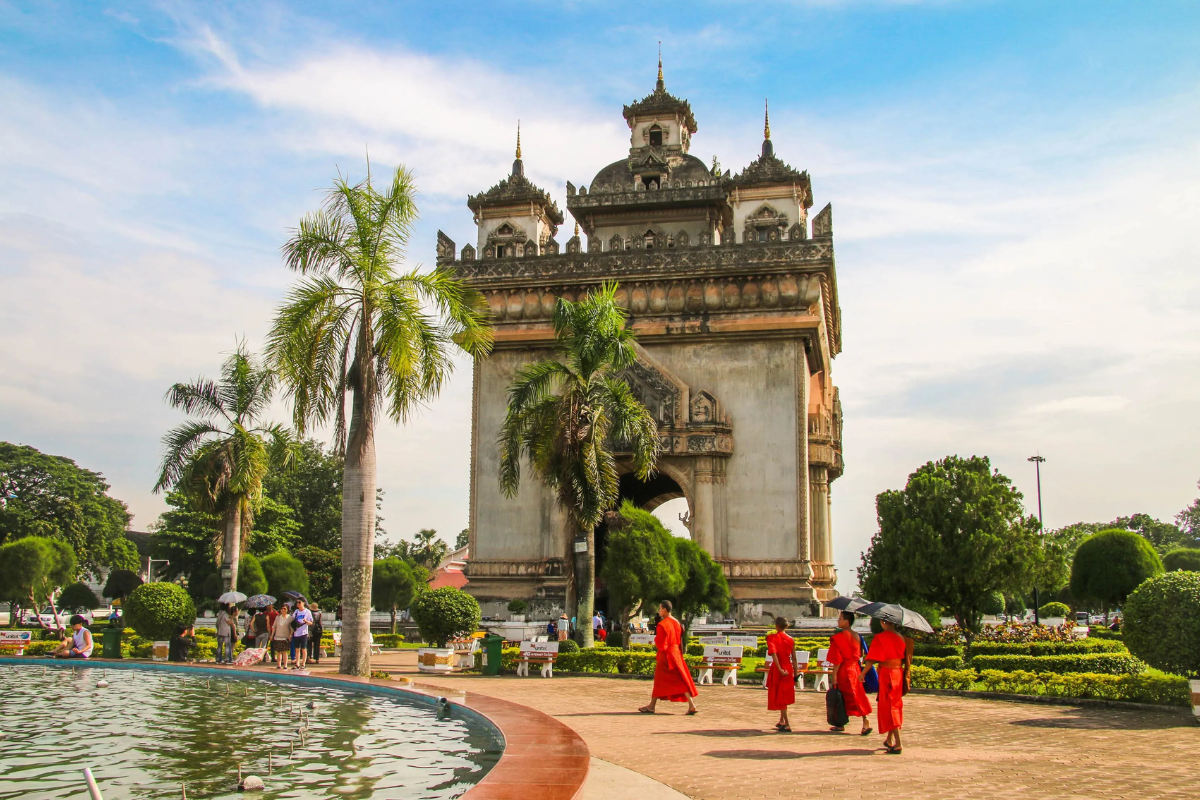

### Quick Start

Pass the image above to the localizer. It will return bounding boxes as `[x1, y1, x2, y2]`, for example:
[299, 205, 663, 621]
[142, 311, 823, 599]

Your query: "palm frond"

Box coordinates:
[154, 420, 225, 493]
[164, 379, 228, 422]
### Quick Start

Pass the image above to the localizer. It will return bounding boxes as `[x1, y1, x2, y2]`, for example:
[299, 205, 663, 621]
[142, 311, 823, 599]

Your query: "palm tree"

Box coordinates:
[413, 528, 449, 570]
[267, 165, 492, 676]
[499, 282, 661, 647]
[154, 343, 295, 592]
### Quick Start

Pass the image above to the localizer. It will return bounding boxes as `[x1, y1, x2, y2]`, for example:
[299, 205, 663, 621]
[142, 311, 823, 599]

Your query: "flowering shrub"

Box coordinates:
[922, 622, 1079, 645]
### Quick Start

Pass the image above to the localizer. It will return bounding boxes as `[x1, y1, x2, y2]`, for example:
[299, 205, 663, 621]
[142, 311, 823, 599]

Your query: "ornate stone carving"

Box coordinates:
[436, 230, 456, 264]
[812, 203, 832, 237]
[461, 244, 476, 261]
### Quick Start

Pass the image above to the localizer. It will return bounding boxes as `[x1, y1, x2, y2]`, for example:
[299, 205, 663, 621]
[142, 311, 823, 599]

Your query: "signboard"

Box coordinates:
[574, 540, 588, 553]
[628, 634, 654, 646]
[702, 645, 744, 660]
[697, 635, 728, 645]
[727, 635, 759, 648]
[519, 640, 560, 654]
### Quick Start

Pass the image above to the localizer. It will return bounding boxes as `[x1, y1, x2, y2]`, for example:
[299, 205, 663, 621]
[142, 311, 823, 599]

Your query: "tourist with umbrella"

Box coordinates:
[215, 592, 245, 665]
[859, 602, 928, 755]
[245, 595, 275, 649]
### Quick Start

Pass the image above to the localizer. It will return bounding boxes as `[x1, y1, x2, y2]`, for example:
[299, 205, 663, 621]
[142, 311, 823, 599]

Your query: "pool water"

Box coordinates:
[0, 663, 501, 799]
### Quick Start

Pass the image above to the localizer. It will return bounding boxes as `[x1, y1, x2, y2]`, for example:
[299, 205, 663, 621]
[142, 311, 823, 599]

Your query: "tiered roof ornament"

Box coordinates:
[725, 99, 813, 207]
[467, 123, 565, 225]
[622, 51, 698, 134]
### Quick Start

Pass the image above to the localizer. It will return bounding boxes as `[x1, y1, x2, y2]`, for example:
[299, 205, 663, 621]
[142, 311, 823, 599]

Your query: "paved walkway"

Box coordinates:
[411, 674, 1195, 800]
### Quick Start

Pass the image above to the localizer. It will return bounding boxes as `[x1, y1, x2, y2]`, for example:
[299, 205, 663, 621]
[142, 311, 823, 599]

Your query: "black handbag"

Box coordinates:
[826, 687, 850, 728]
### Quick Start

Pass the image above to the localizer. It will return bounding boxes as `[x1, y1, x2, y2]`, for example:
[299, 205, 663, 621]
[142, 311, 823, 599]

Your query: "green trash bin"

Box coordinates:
[102, 628, 122, 659]
[481, 633, 504, 676]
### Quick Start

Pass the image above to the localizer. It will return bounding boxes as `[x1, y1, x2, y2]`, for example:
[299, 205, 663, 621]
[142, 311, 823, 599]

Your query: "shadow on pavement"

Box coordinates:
[704, 748, 876, 759]
[1009, 713, 1190, 731]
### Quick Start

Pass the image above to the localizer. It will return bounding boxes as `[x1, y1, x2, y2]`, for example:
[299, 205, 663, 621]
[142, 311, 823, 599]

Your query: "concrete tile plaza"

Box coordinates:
[288, 653, 1197, 800]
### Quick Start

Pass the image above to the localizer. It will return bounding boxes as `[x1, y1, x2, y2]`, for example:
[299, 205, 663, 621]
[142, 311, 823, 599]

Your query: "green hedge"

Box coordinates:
[1088, 628, 1123, 641]
[968, 639, 1126, 657]
[909, 665, 1189, 705]
[372, 633, 406, 648]
[970, 653, 1144, 675]
[913, 655, 964, 670]
[914, 643, 964, 658]
[497, 646, 766, 680]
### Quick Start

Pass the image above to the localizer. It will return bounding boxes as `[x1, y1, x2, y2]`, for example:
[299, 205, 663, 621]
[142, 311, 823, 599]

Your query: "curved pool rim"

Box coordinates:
[1, 657, 590, 800]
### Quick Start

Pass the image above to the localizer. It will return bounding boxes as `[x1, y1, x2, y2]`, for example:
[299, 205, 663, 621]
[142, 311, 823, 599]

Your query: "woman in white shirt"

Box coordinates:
[272, 605, 293, 669]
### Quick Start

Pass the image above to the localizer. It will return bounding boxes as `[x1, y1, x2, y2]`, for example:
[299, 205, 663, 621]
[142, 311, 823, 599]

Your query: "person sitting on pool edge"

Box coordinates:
[54, 615, 94, 659]
[169, 623, 196, 662]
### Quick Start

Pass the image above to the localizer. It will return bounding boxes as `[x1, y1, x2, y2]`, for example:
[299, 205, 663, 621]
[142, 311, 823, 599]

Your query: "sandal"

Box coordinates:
[637, 706, 655, 714]
[860, 727, 873, 736]
[686, 709, 698, 715]
[829, 726, 845, 732]
[886, 745, 903, 755]
[778, 725, 791, 732]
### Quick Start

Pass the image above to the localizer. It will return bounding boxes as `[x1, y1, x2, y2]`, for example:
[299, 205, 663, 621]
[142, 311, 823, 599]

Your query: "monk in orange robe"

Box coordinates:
[638, 600, 698, 715]
[864, 620, 912, 754]
[765, 616, 797, 731]
[826, 611, 872, 735]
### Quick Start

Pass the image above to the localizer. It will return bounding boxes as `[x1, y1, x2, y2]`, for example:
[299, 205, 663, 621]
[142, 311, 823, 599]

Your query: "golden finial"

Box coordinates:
[515, 121, 522, 160]
[574, 222, 580, 237]
[656, 42, 664, 90]
[764, 99, 771, 140]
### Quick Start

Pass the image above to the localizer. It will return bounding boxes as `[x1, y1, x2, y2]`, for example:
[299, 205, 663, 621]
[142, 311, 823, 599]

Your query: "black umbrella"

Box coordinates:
[856, 601, 935, 634]
[282, 591, 308, 602]
[823, 595, 872, 613]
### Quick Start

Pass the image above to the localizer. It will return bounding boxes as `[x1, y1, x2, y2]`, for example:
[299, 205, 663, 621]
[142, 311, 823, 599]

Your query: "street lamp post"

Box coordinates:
[1028, 455, 1046, 625]
[146, 559, 170, 584]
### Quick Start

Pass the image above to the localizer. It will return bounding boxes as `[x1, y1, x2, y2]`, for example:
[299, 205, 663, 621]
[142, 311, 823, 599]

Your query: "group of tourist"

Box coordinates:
[159, 598, 324, 669]
[637, 601, 912, 755]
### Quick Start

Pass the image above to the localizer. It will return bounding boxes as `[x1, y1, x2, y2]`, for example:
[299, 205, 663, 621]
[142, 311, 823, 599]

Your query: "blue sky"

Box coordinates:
[3, 1, 1199, 591]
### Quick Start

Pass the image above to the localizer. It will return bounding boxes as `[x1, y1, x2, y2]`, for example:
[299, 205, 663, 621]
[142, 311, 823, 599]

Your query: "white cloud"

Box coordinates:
[1030, 396, 1130, 414]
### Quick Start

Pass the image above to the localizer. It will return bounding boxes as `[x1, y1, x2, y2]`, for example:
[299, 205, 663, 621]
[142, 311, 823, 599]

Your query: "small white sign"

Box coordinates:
[520, 640, 560, 654]
[727, 635, 758, 648]
[703, 645, 744, 659]
[628, 634, 654, 646]
[574, 540, 588, 553]
[698, 635, 728, 645]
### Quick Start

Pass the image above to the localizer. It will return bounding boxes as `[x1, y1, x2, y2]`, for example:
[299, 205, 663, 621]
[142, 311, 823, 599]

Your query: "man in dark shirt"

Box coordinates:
[168, 624, 195, 662]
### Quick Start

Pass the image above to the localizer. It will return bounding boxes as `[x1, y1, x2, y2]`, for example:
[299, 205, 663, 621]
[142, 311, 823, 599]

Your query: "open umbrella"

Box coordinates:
[823, 595, 872, 613]
[216, 591, 247, 605]
[856, 601, 935, 634]
[245, 594, 276, 610]
[282, 591, 308, 602]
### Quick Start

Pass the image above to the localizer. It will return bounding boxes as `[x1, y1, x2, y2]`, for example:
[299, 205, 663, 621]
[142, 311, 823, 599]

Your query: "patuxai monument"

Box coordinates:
[438, 61, 843, 624]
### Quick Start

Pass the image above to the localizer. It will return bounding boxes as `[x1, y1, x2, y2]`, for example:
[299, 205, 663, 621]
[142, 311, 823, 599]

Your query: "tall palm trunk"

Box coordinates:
[577, 522, 595, 648]
[221, 502, 242, 592]
[340, 382, 377, 676]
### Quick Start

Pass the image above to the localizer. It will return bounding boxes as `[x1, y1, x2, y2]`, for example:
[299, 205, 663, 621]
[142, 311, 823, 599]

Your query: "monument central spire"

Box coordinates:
[656, 42, 664, 91]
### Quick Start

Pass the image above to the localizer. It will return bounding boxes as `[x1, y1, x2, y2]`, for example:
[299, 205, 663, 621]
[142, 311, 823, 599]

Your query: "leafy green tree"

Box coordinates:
[411, 586, 481, 647]
[412, 529, 449, 570]
[262, 439, 345, 551]
[1123, 571, 1200, 677]
[1110, 513, 1193, 556]
[499, 283, 660, 647]
[1163, 547, 1200, 572]
[1037, 601, 1071, 618]
[106, 536, 141, 574]
[600, 502, 682, 647]
[0, 442, 132, 575]
[372, 558, 416, 633]
[455, 528, 470, 550]
[1070, 529, 1163, 616]
[0, 536, 77, 632]
[294, 545, 341, 601]
[260, 551, 310, 599]
[980, 590, 1005, 616]
[670, 536, 729, 633]
[859, 455, 1043, 644]
[268, 165, 492, 676]
[245, 494, 300, 556]
[154, 342, 296, 593]
[149, 490, 222, 591]
[237, 553, 268, 597]
[1175, 483, 1200, 545]
[102, 569, 142, 601]
[57, 582, 99, 612]
[124, 582, 196, 641]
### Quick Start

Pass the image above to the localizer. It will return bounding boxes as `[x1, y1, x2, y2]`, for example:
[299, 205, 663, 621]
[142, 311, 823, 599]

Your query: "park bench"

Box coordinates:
[696, 644, 745, 686]
[448, 637, 480, 670]
[797, 648, 833, 691]
[330, 632, 383, 658]
[515, 640, 559, 677]
[0, 630, 34, 655]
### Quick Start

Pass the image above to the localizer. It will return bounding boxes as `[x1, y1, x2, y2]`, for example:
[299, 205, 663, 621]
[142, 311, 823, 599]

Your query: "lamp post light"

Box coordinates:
[1028, 455, 1046, 625]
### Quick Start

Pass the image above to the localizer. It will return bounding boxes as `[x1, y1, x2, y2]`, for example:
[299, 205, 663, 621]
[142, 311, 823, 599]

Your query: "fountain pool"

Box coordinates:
[0, 661, 502, 799]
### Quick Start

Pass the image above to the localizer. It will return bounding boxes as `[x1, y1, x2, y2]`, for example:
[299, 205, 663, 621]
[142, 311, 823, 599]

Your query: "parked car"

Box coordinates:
[20, 606, 93, 627]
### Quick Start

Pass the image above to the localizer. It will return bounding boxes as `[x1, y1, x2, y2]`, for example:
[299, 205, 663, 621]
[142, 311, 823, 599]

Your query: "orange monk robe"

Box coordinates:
[651, 616, 698, 701]
[865, 629, 907, 734]
[826, 630, 872, 717]
[765, 631, 795, 710]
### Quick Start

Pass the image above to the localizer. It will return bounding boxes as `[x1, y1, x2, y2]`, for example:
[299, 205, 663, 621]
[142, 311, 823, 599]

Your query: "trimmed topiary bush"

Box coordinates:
[1070, 529, 1163, 611]
[1123, 570, 1200, 678]
[969, 653, 1144, 675]
[102, 569, 142, 601]
[260, 551, 309, 599]
[124, 582, 196, 641]
[559, 638, 579, 653]
[506, 599, 528, 615]
[410, 587, 481, 647]
[237, 553, 268, 596]
[57, 582, 99, 612]
[1162, 547, 1200, 573]
[968, 639, 1125, 656]
[1038, 601, 1071, 618]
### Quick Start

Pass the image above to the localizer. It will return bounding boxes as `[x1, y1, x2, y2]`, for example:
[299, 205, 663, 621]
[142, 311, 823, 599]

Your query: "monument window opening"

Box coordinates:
[649, 126, 663, 146]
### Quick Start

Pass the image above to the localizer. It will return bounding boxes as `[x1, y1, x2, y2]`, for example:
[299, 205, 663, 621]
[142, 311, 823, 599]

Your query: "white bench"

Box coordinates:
[448, 637, 480, 670]
[696, 645, 744, 686]
[516, 640, 559, 677]
[330, 632, 383, 657]
[0, 630, 33, 655]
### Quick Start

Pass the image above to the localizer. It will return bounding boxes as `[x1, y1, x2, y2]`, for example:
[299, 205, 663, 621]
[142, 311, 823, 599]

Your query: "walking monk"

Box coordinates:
[864, 619, 912, 754]
[638, 600, 698, 715]
[765, 616, 796, 731]
[827, 611, 872, 735]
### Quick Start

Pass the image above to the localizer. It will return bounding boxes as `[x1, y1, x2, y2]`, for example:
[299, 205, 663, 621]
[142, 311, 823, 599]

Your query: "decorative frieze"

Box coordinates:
[465, 559, 566, 578]
[719, 559, 814, 580]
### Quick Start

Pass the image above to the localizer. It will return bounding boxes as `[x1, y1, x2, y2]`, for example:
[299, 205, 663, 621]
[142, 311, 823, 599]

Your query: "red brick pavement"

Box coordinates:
[413, 674, 1197, 800]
